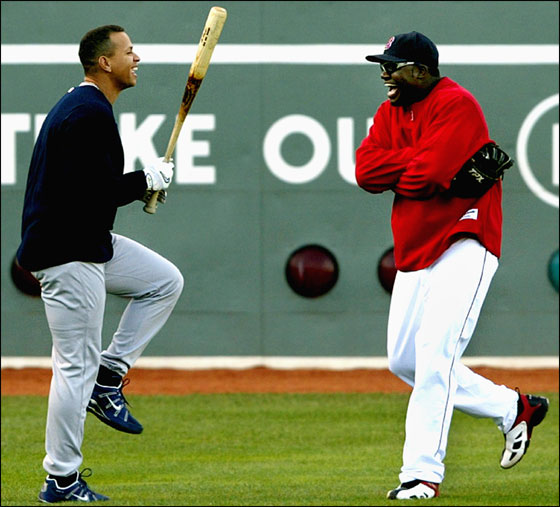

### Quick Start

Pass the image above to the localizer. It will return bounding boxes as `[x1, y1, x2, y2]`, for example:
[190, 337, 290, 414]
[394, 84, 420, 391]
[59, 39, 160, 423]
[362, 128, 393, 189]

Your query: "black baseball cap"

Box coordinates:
[366, 31, 439, 69]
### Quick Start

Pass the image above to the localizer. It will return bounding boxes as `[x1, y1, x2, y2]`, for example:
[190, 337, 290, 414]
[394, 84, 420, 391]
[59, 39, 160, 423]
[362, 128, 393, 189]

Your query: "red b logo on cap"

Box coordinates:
[385, 36, 395, 50]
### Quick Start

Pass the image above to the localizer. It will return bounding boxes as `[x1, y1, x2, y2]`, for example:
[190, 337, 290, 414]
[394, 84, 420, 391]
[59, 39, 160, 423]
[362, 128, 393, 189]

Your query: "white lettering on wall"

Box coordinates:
[0, 113, 367, 187]
[553, 123, 558, 187]
[176, 114, 216, 184]
[120, 113, 166, 173]
[1, 113, 30, 184]
[7, 106, 556, 204]
[517, 94, 559, 208]
[34, 114, 47, 142]
[263, 114, 331, 184]
[337, 117, 358, 185]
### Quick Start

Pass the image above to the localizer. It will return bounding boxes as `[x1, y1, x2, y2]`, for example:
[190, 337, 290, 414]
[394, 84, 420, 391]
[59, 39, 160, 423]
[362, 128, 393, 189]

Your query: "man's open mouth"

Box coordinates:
[385, 83, 399, 100]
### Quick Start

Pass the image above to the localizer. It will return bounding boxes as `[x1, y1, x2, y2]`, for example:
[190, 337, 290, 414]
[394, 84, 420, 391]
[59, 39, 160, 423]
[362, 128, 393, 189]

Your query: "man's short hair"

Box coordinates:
[79, 25, 125, 74]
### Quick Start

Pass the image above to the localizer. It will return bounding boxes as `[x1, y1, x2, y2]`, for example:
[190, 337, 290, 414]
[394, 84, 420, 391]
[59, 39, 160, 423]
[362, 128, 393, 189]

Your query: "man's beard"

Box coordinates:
[390, 82, 431, 108]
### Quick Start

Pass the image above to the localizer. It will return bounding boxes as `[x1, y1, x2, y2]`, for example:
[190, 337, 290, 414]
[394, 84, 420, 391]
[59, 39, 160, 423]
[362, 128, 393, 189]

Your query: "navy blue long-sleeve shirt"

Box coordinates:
[17, 85, 147, 271]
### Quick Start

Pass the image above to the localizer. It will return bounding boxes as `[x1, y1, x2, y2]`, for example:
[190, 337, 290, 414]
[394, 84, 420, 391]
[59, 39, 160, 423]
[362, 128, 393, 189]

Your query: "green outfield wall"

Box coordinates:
[1, 1, 558, 358]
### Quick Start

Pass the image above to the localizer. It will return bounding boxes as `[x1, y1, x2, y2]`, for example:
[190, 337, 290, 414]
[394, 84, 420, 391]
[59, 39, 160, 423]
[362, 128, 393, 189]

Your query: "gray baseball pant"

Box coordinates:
[32, 233, 184, 476]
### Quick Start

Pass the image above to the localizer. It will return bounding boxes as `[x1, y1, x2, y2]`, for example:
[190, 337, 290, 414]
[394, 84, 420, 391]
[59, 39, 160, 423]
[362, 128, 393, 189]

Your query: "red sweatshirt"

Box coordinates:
[355, 77, 502, 272]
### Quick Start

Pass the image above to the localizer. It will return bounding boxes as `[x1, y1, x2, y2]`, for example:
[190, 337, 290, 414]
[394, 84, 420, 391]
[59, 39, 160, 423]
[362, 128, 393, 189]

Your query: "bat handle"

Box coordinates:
[143, 191, 159, 214]
[143, 151, 173, 214]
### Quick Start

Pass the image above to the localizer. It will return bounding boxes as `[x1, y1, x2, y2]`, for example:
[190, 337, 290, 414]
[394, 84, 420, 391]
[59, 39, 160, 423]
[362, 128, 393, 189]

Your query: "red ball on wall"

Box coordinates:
[285, 244, 339, 298]
[378, 247, 397, 294]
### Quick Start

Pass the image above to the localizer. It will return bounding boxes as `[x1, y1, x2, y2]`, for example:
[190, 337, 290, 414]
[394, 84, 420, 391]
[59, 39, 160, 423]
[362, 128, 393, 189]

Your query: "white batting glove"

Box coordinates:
[143, 157, 174, 191]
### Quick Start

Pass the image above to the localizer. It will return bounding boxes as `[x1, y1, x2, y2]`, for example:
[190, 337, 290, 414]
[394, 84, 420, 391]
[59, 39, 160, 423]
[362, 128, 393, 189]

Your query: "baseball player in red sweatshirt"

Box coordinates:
[355, 31, 549, 500]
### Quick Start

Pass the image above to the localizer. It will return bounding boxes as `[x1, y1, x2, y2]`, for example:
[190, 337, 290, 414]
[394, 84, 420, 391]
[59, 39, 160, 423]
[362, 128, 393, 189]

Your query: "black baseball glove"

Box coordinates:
[446, 142, 514, 198]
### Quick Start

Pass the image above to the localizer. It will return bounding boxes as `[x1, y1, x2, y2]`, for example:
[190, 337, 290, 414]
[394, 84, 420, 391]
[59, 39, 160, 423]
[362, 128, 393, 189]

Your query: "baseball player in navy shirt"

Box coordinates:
[356, 32, 549, 500]
[17, 25, 183, 503]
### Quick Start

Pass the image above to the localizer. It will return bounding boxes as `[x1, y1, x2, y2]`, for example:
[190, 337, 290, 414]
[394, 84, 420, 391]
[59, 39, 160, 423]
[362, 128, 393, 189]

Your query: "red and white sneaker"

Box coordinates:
[500, 391, 549, 469]
[387, 480, 440, 500]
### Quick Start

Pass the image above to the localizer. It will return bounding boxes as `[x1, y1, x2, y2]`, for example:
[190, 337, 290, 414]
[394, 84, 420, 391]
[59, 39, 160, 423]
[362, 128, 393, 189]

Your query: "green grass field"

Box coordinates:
[1, 393, 558, 506]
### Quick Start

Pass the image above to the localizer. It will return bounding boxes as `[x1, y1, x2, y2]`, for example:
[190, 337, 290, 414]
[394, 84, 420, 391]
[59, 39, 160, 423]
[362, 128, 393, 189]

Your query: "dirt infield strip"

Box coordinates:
[1, 367, 558, 396]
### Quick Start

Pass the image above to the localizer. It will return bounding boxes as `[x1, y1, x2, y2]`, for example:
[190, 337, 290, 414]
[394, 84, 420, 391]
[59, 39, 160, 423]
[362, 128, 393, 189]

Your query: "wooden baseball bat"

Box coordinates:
[144, 6, 227, 214]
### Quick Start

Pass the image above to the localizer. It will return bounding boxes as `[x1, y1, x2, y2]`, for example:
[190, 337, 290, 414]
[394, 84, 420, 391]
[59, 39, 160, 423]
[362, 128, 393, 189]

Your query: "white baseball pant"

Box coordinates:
[387, 237, 519, 484]
[32, 233, 184, 476]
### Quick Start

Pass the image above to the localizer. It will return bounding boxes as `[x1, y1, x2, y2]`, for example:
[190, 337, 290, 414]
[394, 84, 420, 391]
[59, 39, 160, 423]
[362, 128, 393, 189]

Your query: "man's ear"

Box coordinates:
[415, 65, 434, 84]
[414, 64, 428, 79]
[98, 55, 111, 72]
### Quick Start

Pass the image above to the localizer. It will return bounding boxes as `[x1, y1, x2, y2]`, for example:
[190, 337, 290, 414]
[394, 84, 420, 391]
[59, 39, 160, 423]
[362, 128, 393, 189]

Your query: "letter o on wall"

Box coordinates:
[263, 114, 331, 184]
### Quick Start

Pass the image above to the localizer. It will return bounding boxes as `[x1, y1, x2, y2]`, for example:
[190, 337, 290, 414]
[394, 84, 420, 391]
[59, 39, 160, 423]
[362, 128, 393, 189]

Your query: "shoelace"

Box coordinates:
[79, 468, 93, 481]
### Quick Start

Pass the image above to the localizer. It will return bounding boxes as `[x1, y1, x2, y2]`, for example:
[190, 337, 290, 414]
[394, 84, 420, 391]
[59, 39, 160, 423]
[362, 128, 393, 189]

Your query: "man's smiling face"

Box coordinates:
[380, 62, 430, 108]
